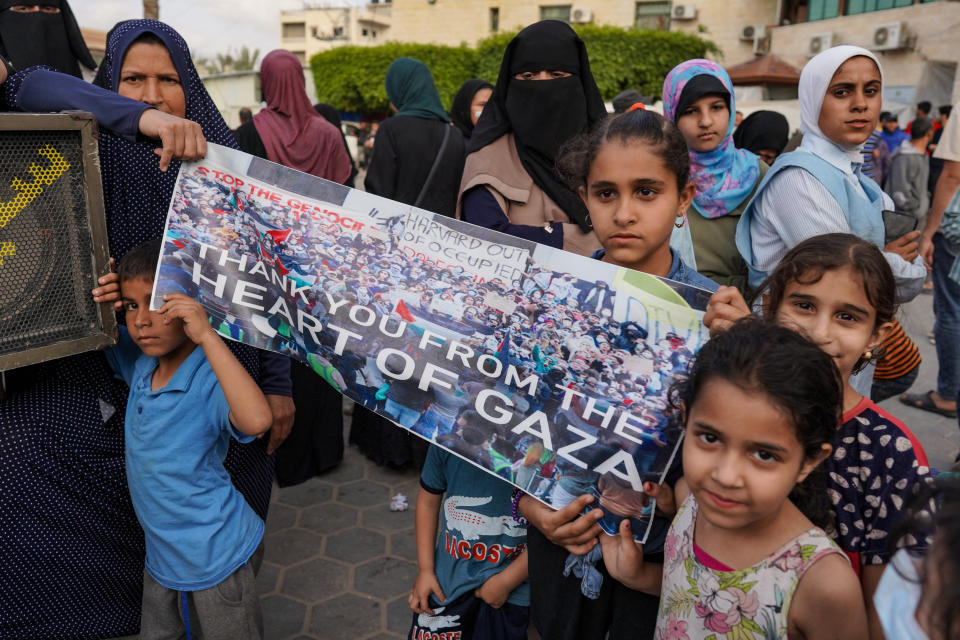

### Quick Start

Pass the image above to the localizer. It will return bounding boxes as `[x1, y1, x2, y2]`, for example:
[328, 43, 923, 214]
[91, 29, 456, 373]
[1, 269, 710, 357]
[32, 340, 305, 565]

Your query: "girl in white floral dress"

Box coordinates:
[601, 319, 869, 640]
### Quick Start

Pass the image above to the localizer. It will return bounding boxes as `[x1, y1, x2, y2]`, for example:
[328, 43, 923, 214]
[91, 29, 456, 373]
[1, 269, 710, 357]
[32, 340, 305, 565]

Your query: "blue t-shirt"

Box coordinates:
[420, 445, 530, 607]
[106, 328, 264, 590]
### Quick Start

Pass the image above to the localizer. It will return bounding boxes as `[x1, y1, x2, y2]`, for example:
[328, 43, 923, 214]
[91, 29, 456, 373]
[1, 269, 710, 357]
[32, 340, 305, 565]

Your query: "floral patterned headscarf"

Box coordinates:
[663, 59, 760, 219]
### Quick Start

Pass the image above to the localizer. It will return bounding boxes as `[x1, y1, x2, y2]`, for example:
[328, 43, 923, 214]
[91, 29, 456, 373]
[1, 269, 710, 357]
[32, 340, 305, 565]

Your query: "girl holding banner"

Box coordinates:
[518, 104, 717, 639]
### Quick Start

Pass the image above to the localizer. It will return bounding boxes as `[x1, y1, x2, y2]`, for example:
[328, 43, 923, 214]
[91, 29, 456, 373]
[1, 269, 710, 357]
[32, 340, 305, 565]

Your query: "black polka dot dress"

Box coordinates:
[0, 354, 144, 637]
[0, 20, 279, 638]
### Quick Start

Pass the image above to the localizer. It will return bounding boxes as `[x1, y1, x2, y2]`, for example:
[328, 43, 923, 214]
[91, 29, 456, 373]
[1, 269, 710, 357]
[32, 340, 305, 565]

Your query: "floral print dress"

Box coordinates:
[656, 496, 845, 640]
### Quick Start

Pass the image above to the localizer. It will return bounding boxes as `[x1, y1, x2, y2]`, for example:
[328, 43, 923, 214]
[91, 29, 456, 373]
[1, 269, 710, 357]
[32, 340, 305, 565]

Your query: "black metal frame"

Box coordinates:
[0, 112, 115, 371]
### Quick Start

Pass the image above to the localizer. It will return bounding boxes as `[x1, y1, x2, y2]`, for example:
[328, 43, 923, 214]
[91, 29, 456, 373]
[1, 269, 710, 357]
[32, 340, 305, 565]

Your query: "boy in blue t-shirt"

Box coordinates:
[93, 239, 273, 639]
[407, 444, 530, 640]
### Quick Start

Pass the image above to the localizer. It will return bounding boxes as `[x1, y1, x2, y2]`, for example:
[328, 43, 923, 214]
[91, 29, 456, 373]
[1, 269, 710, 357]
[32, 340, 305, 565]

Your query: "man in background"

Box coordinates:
[929, 105, 952, 193]
[880, 111, 910, 154]
[907, 101, 942, 135]
[905, 103, 960, 428]
[886, 117, 934, 226]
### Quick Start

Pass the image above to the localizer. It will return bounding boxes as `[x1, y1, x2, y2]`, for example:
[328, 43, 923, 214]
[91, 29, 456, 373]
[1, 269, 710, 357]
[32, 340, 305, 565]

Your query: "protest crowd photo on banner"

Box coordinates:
[157, 148, 708, 545]
[0, 4, 956, 640]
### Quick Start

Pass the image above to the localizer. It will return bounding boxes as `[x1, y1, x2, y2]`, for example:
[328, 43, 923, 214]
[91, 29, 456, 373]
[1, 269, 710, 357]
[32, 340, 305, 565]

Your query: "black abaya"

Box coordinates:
[275, 361, 345, 486]
[235, 123, 346, 485]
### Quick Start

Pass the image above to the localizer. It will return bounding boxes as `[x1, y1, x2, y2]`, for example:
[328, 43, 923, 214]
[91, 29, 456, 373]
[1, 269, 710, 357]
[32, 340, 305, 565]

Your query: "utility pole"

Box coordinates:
[144, 0, 158, 20]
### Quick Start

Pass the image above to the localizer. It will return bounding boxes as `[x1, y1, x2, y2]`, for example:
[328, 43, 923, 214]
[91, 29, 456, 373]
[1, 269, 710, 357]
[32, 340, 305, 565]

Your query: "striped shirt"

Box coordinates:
[874, 320, 921, 379]
[861, 131, 879, 179]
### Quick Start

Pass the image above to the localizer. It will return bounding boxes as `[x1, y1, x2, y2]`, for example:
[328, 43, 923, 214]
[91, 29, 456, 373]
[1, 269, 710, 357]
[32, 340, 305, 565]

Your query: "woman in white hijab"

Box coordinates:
[735, 45, 925, 299]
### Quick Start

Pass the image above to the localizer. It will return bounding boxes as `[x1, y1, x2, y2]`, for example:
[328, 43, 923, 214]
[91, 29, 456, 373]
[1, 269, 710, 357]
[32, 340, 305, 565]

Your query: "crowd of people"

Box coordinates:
[0, 2, 958, 640]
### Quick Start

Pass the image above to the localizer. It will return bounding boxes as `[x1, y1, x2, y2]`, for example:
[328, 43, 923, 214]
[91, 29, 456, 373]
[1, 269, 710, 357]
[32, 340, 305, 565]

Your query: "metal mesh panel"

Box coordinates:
[0, 116, 113, 369]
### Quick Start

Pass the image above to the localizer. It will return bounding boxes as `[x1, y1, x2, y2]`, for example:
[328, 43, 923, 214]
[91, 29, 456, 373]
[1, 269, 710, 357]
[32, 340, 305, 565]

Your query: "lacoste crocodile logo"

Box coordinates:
[443, 495, 526, 541]
[417, 606, 460, 631]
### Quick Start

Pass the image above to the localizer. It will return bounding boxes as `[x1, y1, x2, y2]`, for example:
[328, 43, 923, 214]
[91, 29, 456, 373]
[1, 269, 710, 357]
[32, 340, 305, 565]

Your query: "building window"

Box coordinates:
[845, 0, 914, 15]
[635, 1, 671, 30]
[362, 28, 369, 36]
[292, 51, 306, 64]
[282, 22, 306, 39]
[806, 0, 840, 20]
[540, 5, 572, 22]
[490, 7, 500, 32]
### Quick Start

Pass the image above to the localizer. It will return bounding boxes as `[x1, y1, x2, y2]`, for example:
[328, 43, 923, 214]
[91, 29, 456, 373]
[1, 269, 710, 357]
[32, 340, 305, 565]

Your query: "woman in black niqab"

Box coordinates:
[468, 20, 606, 234]
[0, 0, 95, 77]
[449, 78, 493, 139]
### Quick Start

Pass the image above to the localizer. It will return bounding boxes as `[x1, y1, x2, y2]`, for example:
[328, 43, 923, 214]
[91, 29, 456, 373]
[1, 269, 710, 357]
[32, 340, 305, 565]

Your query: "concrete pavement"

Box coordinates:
[259, 432, 420, 640]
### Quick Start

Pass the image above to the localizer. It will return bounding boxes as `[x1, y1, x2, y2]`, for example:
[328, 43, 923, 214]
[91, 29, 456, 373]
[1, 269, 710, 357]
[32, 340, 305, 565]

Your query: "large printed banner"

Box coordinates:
[154, 144, 712, 542]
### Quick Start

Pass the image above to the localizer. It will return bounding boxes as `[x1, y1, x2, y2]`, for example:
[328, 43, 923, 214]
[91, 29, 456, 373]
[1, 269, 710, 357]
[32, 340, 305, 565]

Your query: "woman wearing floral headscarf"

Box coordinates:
[662, 59, 766, 295]
[0, 20, 290, 637]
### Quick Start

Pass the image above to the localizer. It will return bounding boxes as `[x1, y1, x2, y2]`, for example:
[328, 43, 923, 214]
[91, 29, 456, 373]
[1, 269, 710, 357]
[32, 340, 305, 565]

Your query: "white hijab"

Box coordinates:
[799, 45, 884, 149]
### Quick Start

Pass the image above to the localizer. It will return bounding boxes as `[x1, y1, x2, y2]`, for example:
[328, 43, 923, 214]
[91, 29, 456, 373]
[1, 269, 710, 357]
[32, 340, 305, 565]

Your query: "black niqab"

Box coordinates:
[0, 0, 95, 78]
[733, 110, 790, 155]
[449, 78, 493, 139]
[468, 20, 607, 232]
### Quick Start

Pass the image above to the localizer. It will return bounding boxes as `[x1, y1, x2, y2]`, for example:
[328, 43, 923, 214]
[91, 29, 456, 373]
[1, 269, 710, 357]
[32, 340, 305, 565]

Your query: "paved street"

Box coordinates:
[259, 432, 420, 640]
[880, 289, 959, 471]
[232, 290, 960, 640]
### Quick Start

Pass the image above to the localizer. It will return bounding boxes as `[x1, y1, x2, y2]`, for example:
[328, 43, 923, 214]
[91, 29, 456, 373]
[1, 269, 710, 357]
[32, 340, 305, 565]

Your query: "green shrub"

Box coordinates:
[311, 42, 477, 113]
[309, 26, 718, 114]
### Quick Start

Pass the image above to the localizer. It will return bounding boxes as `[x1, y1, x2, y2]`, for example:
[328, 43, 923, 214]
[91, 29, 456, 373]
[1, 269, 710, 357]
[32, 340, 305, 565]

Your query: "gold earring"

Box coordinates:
[863, 349, 874, 360]
[675, 213, 685, 228]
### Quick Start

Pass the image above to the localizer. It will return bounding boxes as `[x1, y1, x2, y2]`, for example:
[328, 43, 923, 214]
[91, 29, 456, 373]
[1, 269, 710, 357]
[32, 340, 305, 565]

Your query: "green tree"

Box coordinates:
[310, 25, 718, 114]
[311, 42, 476, 114]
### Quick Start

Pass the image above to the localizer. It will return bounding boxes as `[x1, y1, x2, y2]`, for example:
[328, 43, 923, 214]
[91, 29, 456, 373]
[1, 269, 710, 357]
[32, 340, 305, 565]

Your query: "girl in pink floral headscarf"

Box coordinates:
[661, 59, 764, 295]
[599, 320, 869, 640]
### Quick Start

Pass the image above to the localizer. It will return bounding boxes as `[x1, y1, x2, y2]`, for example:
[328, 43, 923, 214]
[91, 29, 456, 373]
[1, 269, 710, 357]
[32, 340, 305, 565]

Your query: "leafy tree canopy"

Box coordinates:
[310, 25, 719, 114]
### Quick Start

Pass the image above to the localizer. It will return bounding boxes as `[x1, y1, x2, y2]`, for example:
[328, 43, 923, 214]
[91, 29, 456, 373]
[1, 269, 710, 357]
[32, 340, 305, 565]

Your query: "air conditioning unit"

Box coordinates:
[808, 32, 834, 55]
[739, 24, 767, 41]
[872, 21, 907, 51]
[570, 6, 593, 23]
[672, 4, 698, 20]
